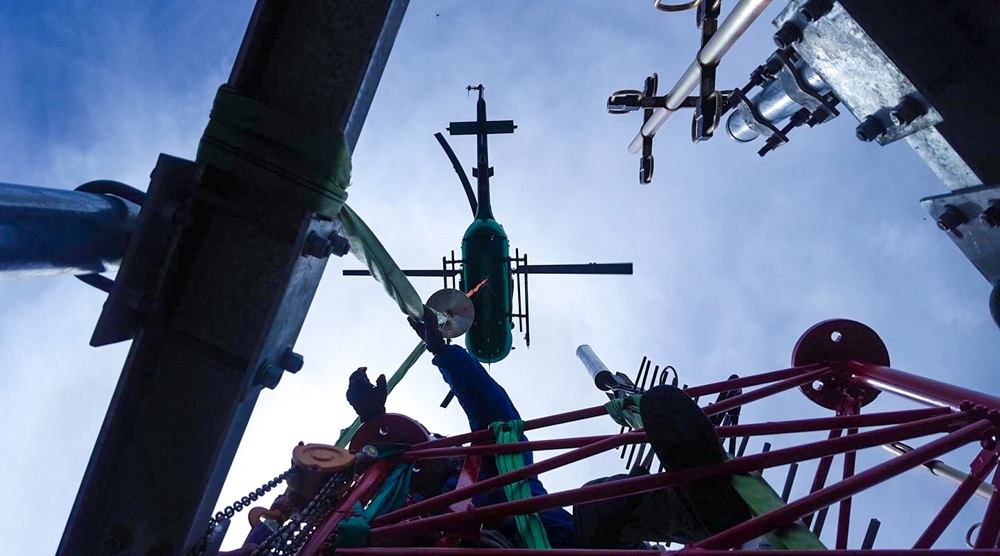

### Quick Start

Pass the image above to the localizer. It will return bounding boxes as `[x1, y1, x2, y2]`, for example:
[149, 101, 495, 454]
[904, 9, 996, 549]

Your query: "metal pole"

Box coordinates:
[683, 362, 824, 398]
[914, 448, 999, 548]
[628, 0, 773, 153]
[850, 361, 1000, 411]
[695, 419, 993, 549]
[0, 182, 139, 276]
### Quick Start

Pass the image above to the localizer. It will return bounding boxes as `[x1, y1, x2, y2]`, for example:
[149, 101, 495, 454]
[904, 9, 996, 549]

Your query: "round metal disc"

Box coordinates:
[791, 319, 888, 410]
[426, 288, 475, 339]
[291, 443, 354, 474]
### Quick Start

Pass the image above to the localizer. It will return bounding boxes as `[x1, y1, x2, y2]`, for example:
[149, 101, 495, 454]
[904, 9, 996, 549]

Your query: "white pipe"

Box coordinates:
[577, 344, 615, 390]
[628, 0, 773, 154]
[883, 443, 994, 500]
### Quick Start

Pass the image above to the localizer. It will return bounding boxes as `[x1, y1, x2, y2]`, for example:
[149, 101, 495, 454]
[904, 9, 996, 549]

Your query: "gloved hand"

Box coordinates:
[346, 367, 387, 422]
[408, 305, 447, 355]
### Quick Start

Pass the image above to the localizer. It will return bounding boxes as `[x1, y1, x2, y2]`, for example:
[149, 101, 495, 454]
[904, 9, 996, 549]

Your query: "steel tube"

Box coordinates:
[719, 407, 948, 439]
[0, 182, 140, 276]
[727, 64, 829, 142]
[914, 449, 998, 548]
[374, 429, 632, 526]
[884, 442, 996, 500]
[368, 412, 969, 544]
[850, 361, 1000, 411]
[838, 424, 859, 550]
[409, 404, 610, 451]
[628, 0, 772, 153]
[683, 362, 823, 398]
[702, 367, 832, 416]
[404, 408, 949, 461]
[695, 418, 994, 549]
[577, 344, 615, 390]
[300, 459, 394, 554]
[975, 467, 1000, 548]
[338, 550, 1000, 556]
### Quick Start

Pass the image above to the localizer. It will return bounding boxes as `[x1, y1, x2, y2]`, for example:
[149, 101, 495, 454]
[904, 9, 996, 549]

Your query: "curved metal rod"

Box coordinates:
[655, 0, 702, 12]
[75, 179, 146, 206]
[433, 132, 477, 217]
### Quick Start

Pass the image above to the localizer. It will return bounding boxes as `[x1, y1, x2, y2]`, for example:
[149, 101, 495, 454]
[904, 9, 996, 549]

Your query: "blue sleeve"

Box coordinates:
[431, 345, 521, 431]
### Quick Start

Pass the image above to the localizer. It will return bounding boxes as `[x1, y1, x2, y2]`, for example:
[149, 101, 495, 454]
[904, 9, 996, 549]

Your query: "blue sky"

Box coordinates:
[1, 1, 997, 553]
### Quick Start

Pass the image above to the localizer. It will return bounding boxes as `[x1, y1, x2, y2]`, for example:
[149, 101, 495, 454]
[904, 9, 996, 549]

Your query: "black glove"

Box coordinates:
[408, 305, 447, 355]
[346, 367, 387, 422]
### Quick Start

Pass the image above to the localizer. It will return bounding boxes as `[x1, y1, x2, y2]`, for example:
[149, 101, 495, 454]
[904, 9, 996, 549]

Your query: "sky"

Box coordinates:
[1, 1, 997, 553]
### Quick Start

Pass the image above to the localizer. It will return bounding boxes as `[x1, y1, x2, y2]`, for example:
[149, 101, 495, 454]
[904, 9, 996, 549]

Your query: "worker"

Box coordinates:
[347, 306, 575, 548]
[347, 307, 752, 549]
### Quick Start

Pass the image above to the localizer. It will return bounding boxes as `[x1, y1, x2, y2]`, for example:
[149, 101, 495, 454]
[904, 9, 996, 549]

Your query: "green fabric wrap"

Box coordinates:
[729, 472, 826, 550]
[197, 85, 424, 320]
[336, 342, 427, 448]
[490, 420, 552, 550]
[336, 464, 413, 548]
[338, 205, 424, 319]
[605, 395, 644, 429]
[197, 85, 352, 218]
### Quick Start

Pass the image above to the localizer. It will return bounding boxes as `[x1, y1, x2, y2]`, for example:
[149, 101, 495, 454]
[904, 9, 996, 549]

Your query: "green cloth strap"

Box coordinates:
[338, 205, 425, 319]
[605, 395, 644, 429]
[197, 87, 424, 320]
[729, 472, 826, 550]
[197, 85, 352, 218]
[336, 463, 413, 547]
[336, 342, 427, 448]
[490, 420, 552, 549]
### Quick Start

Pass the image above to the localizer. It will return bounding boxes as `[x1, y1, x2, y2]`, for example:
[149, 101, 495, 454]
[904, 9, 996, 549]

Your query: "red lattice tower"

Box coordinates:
[284, 319, 1000, 555]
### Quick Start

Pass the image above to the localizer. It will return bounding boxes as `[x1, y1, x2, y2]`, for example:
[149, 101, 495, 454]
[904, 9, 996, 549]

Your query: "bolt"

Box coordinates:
[773, 21, 803, 49]
[855, 116, 886, 142]
[303, 231, 333, 259]
[100, 526, 131, 554]
[936, 204, 968, 233]
[257, 362, 283, 390]
[279, 348, 304, 374]
[889, 97, 926, 126]
[800, 0, 834, 22]
[329, 233, 351, 257]
[979, 202, 1000, 228]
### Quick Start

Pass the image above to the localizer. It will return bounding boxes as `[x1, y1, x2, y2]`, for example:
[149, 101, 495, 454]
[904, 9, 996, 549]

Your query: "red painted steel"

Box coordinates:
[804, 427, 843, 528]
[683, 362, 825, 398]
[367, 412, 970, 545]
[850, 361, 1000, 411]
[702, 367, 832, 416]
[914, 448, 999, 548]
[447, 454, 482, 514]
[373, 429, 631, 526]
[838, 399, 860, 550]
[975, 467, 1000, 548]
[408, 404, 610, 451]
[298, 459, 394, 555]
[335, 548, 1000, 555]
[693, 419, 994, 549]
[402, 431, 645, 460]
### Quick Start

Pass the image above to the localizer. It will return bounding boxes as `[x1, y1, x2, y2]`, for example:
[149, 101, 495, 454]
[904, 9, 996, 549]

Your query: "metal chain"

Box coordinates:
[188, 466, 298, 556]
[251, 471, 350, 555]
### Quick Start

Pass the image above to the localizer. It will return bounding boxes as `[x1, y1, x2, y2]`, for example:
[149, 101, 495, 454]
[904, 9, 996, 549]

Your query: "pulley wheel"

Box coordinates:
[291, 443, 354, 474]
[426, 288, 475, 339]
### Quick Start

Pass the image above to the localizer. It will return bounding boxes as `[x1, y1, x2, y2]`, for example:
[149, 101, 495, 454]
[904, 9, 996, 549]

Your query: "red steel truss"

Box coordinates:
[292, 319, 1000, 554]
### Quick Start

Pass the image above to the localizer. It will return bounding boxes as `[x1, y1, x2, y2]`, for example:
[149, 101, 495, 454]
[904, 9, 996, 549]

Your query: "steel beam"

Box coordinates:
[58, 1, 408, 554]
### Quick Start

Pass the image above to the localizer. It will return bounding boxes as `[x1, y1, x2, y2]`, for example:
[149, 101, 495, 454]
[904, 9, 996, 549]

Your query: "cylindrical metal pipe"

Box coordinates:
[727, 64, 829, 142]
[884, 442, 995, 500]
[0, 182, 140, 276]
[849, 360, 1000, 412]
[629, 0, 772, 153]
[577, 344, 616, 390]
